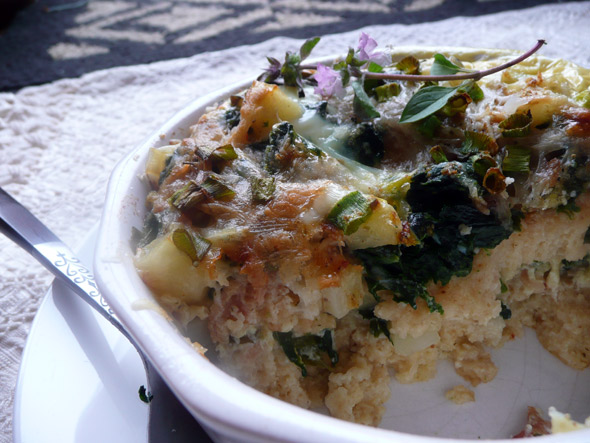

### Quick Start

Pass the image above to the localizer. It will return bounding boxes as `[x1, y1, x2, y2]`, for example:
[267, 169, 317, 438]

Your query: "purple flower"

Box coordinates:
[357, 32, 390, 66]
[313, 63, 343, 97]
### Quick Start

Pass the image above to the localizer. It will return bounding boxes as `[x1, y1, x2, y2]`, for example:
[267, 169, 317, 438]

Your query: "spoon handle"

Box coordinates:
[0, 187, 128, 339]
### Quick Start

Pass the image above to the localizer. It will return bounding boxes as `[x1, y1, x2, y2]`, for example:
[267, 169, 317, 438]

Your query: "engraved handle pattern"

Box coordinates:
[37, 242, 115, 317]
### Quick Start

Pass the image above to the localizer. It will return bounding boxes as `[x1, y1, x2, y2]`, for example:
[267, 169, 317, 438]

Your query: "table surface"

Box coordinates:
[1, 2, 589, 442]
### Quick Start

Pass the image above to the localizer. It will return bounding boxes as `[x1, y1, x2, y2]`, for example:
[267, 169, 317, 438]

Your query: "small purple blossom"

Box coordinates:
[313, 63, 343, 97]
[357, 32, 390, 66]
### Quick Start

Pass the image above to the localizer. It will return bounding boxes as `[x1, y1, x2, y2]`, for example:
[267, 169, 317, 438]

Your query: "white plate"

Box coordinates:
[12, 228, 149, 443]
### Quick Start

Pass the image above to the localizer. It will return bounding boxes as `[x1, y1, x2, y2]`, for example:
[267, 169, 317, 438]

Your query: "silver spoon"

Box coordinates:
[0, 186, 211, 442]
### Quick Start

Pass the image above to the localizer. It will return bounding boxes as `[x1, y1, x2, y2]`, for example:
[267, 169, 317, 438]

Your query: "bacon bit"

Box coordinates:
[513, 406, 551, 438]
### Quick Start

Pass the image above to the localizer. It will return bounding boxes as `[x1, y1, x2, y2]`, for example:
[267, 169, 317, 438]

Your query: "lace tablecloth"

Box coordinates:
[1, 3, 589, 441]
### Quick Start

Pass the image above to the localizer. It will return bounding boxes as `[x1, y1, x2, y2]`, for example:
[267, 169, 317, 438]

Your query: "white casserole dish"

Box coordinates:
[94, 53, 590, 442]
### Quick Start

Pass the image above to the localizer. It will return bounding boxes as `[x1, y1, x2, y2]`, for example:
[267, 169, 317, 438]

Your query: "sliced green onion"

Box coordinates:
[499, 111, 532, 137]
[251, 176, 276, 203]
[461, 131, 499, 155]
[502, 145, 531, 173]
[482, 167, 506, 194]
[327, 191, 374, 235]
[172, 228, 211, 265]
[440, 91, 472, 117]
[210, 144, 238, 161]
[471, 153, 497, 177]
[170, 181, 207, 211]
[201, 175, 236, 201]
[375, 83, 401, 102]
[395, 56, 420, 75]
[429, 145, 447, 164]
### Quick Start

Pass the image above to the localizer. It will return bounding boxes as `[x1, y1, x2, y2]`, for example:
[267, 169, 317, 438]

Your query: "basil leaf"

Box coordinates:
[352, 81, 380, 120]
[430, 53, 465, 76]
[299, 37, 320, 61]
[400, 81, 472, 123]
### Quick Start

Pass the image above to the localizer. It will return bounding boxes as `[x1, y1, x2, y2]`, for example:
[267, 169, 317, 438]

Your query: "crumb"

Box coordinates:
[445, 385, 475, 404]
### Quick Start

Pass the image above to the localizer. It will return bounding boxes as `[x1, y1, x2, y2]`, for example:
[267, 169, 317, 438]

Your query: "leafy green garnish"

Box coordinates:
[430, 53, 472, 76]
[327, 191, 374, 235]
[258, 37, 320, 96]
[502, 145, 531, 174]
[399, 80, 473, 123]
[499, 111, 532, 137]
[358, 308, 393, 344]
[138, 385, 153, 404]
[273, 330, 338, 377]
[352, 81, 380, 120]
[172, 228, 211, 265]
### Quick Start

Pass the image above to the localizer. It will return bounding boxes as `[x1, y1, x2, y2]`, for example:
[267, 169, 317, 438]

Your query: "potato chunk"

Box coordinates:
[344, 198, 403, 249]
[230, 81, 302, 145]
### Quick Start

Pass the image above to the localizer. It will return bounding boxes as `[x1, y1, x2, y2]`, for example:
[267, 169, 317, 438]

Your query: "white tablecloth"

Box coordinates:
[1, 3, 589, 441]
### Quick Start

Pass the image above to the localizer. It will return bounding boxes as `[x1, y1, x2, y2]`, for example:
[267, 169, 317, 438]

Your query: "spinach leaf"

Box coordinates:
[343, 122, 384, 166]
[356, 161, 512, 314]
[359, 308, 393, 344]
[273, 330, 338, 377]
[264, 122, 323, 173]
